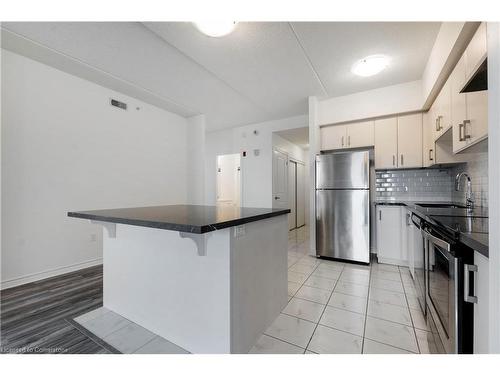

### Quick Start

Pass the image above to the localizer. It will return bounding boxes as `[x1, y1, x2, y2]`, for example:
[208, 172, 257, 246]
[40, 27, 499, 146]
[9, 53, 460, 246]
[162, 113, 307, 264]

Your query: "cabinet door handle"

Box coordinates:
[401, 154, 404, 166]
[463, 120, 471, 140]
[379, 210, 382, 221]
[348, 135, 351, 146]
[435, 117, 440, 131]
[429, 149, 433, 161]
[438, 116, 443, 131]
[459, 123, 464, 142]
[392, 155, 396, 166]
[341, 136, 344, 147]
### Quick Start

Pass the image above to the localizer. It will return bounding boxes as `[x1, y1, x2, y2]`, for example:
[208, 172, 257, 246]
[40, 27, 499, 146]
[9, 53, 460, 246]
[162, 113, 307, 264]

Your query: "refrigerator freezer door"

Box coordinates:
[316, 151, 369, 189]
[316, 189, 370, 263]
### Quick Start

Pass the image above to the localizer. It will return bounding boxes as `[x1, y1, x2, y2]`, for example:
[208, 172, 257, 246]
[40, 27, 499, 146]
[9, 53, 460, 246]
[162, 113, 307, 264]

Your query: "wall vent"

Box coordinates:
[110, 98, 127, 110]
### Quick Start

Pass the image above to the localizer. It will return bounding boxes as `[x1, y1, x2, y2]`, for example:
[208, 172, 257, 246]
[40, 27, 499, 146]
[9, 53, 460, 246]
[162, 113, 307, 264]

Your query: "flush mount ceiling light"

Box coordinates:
[351, 55, 390, 77]
[194, 21, 238, 37]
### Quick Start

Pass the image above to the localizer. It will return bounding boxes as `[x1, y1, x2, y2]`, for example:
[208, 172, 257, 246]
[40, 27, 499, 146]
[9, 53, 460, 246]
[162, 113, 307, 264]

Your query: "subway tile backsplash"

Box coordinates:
[451, 152, 489, 208]
[375, 168, 453, 201]
[375, 151, 488, 207]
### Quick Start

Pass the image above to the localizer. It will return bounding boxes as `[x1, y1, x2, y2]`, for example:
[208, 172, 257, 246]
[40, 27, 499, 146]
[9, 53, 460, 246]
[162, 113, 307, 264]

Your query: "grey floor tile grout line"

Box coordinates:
[303, 261, 341, 352]
[132, 333, 164, 354]
[399, 268, 422, 354]
[260, 333, 308, 352]
[67, 318, 121, 354]
[360, 261, 373, 353]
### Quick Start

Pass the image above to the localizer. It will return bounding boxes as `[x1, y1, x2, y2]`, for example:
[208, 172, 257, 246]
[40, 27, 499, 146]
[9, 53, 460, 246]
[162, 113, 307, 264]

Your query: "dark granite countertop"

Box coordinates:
[375, 200, 489, 258]
[68, 205, 291, 234]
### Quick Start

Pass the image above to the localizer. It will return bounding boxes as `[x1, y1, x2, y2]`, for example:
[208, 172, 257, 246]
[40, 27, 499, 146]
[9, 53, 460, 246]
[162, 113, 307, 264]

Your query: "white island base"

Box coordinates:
[100, 215, 288, 354]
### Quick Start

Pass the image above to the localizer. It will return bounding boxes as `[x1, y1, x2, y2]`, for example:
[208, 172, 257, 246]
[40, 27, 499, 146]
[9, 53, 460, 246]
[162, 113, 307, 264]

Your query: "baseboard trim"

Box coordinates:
[1, 258, 103, 290]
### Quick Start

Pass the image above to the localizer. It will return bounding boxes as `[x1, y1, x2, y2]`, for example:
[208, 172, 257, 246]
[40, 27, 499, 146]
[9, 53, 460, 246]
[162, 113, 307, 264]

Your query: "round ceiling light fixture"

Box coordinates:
[351, 55, 390, 77]
[194, 21, 238, 37]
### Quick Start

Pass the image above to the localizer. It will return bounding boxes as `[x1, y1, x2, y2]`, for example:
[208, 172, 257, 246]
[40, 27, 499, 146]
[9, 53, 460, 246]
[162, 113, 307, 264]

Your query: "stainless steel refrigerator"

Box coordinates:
[315, 150, 370, 263]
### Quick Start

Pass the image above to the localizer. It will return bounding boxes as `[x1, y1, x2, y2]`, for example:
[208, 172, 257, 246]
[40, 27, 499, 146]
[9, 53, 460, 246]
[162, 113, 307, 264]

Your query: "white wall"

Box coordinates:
[1, 50, 190, 288]
[186, 114, 206, 205]
[205, 115, 307, 208]
[317, 80, 423, 126]
[487, 22, 500, 353]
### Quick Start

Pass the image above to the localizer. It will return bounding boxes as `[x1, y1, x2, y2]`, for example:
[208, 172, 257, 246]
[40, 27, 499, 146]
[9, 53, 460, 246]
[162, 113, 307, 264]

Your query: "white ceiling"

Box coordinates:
[1, 22, 440, 131]
[275, 127, 309, 149]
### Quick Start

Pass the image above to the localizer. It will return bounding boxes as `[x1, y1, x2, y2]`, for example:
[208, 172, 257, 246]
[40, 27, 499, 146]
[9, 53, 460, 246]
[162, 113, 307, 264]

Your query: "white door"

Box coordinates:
[296, 163, 306, 228]
[320, 125, 347, 150]
[272, 149, 288, 209]
[374, 117, 398, 169]
[397, 113, 423, 168]
[346, 120, 375, 148]
[288, 161, 297, 230]
[216, 154, 241, 207]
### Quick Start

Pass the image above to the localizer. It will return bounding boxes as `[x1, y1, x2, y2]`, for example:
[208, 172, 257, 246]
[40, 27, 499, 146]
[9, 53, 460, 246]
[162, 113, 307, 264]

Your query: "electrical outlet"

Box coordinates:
[234, 225, 246, 238]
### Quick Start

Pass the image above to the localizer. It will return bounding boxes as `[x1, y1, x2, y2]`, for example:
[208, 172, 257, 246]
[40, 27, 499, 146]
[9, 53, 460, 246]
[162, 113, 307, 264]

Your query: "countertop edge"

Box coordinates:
[67, 208, 291, 234]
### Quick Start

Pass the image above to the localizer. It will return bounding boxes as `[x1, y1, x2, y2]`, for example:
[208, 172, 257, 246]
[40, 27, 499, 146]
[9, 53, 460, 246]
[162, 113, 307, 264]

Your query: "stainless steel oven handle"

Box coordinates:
[423, 228, 451, 252]
[464, 264, 478, 304]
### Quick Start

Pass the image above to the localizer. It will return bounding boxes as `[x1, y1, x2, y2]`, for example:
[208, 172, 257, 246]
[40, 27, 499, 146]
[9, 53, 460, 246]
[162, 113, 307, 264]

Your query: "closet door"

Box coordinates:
[288, 161, 297, 230]
[296, 163, 305, 228]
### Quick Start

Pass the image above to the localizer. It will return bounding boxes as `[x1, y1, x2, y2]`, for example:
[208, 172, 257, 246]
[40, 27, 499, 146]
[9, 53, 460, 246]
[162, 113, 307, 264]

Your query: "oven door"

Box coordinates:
[425, 229, 458, 354]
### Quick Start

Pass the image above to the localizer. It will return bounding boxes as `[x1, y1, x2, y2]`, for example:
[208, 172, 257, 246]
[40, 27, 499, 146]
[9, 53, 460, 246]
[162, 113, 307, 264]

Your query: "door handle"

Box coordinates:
[379, 210, 382, 221]
[437, 115, 443, 131]
[459, 123, 464, 141]
[463, 120, 471, 140]
[401, 154, 404, 166]
[348, 135, 351, 146]
[429, 149, 434, 161]
[435, 117, 440, 131]
[392, 155, 395, 166]
[341, 136, 344, 147]
[464, 264, 478, 304]
[274, 196, 280, 200]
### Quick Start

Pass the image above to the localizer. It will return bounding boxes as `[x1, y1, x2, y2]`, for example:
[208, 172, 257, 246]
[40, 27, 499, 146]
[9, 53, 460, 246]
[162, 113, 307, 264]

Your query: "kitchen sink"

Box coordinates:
[416, 203, 468, 209]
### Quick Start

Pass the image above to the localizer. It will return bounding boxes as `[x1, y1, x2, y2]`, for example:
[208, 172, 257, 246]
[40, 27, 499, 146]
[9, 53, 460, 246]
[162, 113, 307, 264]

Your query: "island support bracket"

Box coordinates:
[179, 232, 211, 256]
[90, 220, 116, 238]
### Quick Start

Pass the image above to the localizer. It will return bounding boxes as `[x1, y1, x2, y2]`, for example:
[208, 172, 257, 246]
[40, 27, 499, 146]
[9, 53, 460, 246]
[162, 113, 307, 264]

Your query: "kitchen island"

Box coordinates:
[68, 205, 290, 353]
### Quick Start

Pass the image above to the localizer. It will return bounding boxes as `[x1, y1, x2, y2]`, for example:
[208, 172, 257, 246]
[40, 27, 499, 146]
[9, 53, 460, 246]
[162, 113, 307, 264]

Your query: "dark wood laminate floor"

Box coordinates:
[0, 265, 110, 354]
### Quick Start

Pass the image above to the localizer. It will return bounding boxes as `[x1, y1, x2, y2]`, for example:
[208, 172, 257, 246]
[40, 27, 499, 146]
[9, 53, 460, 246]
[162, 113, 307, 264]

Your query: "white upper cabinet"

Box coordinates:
[320, 121, 374, 151]
[422, 111, 435, 167]
[320, 124, 346, 150]
[465, 22, 487, 80]
[397, 113, 423, 168]
[374, 117, 398, 169]
[450, 23, 488, 153]
[347, 120, 375, 148]
[433, 80, 452, 140]
[451, 54, 468, 152]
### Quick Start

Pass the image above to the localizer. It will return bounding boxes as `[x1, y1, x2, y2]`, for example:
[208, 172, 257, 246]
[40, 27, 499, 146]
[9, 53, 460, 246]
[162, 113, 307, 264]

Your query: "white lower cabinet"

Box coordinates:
[473, 251, 489, 353]
[376, 206, 407, 266]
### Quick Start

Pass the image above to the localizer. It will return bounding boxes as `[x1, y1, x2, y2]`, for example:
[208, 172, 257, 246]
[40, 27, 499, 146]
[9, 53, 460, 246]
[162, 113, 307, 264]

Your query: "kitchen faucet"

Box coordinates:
[455, 172, 474, 208]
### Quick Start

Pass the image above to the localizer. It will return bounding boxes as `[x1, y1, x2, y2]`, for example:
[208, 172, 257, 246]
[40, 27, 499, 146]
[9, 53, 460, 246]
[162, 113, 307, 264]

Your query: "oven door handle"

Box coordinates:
[423, 228, 451, 253]
[464, 264, 478, 304]
[411, 213, 421, 229]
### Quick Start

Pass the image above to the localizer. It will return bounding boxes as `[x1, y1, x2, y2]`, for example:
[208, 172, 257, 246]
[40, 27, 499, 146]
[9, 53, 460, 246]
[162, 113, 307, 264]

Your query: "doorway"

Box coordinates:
[288, 160, 306, 230]
[216, 154, 241, 207]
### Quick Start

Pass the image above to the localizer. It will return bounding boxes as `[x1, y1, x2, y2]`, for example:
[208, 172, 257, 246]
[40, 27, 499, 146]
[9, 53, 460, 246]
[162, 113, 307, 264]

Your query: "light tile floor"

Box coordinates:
[73, 226, 438, 354]
[250, 226, 439, 354]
